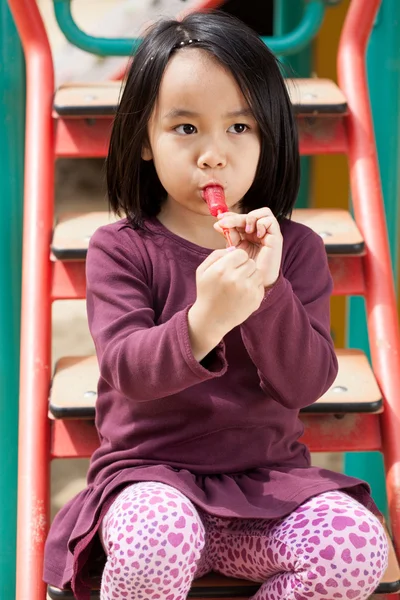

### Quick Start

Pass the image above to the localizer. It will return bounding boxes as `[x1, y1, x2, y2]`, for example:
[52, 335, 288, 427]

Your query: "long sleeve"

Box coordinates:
[86, 226, 227, 402]
[240, 229, 338, 409]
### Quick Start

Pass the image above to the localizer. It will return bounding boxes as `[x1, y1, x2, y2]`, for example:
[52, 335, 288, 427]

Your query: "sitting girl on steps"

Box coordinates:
[44, 10, 388, 600]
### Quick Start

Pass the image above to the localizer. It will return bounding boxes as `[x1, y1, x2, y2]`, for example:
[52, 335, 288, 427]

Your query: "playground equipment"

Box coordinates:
[6, 0, 400, 598]
[0, 1, 24, 598]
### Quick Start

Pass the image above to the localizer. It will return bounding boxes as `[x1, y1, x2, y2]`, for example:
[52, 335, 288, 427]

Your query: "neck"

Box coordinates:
[157, 197, 227, 250]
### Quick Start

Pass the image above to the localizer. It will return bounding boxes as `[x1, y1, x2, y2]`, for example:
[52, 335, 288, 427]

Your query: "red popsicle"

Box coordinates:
[203, 186, 234, 247]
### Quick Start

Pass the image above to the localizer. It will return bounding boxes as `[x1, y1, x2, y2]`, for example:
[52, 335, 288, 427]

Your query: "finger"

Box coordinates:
[235, 258, 257, 279]
[255, 216, 281, 240]
[245, 208, 274, 234]
[249, 268, 264, 287]
[209, 247, 249, 273]
[216, 211, 238, 219]
[198, 248, 232, 273]
[213, 222, 242, 246]
[256, 221, 267, 239]
[256, 216, 273, 239]
[216, 213, 247, 231]
[222, 247, 249, 267]
[246, 207, 274, 219]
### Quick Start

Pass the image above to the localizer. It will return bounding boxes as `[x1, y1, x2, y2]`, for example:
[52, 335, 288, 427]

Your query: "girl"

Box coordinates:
[44, 10, 388, 600]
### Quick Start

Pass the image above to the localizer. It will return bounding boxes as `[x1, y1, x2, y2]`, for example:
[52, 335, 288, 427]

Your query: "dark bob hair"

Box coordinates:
[107, 10, 300, 227]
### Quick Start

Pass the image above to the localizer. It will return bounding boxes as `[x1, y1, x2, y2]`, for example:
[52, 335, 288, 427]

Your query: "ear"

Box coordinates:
[141, 141, 153, 161]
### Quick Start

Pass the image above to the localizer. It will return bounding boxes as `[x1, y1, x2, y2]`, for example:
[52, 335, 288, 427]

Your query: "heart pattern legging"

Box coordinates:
[99, 481, 388, 600]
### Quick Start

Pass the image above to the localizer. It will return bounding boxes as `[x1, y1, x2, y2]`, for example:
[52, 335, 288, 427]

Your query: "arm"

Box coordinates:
[86, 227, 227, 402]
[240, 230, 338, 409]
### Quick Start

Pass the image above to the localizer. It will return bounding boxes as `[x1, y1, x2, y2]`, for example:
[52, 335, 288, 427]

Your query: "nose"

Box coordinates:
[197, 141, 227, 169]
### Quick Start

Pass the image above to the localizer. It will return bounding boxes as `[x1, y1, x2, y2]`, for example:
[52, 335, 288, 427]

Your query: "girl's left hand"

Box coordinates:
[214, 207, 283, 289]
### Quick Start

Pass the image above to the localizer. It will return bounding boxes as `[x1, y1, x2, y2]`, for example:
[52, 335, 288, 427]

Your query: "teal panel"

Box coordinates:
[0, 0, 25, 596]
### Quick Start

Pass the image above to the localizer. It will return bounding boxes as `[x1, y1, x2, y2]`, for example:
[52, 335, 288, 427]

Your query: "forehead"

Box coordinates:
[155, 48, 248, 114]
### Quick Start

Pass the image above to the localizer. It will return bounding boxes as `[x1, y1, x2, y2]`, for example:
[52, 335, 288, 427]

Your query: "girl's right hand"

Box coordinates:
[188, 248, 264, 360]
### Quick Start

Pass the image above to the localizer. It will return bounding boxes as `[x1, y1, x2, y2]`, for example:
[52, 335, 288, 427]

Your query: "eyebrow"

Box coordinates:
[163, 107, 255, 120]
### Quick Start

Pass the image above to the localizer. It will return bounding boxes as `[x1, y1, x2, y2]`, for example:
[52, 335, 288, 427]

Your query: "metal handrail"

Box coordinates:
[338, 0, 400, 557]
[53, 0, 325, 57]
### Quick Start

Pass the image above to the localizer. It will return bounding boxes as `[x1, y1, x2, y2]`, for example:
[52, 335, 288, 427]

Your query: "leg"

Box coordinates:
[210, 491, 389, 600]
[100, 481, 211, 600]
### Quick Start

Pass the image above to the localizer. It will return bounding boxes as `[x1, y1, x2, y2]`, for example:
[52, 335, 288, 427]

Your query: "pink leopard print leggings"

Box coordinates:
[99, 481, 388, 600]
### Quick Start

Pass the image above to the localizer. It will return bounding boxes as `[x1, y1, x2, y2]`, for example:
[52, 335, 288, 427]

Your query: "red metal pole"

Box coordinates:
[6, 1, 54, 598]
[181, 0, 224, 11]
[177, 0, 225, 19]
[338, 0, 400, 560]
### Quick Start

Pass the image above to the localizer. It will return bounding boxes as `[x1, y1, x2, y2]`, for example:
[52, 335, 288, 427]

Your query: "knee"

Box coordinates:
[142, 484, 206, 565]
[337, 515, 389, 595]
[103, 482, 206, 571]
[307, 512, 389, 598]
[287, 492, 389, 598]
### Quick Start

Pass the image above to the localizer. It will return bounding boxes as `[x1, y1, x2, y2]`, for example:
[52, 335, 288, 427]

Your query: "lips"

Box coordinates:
[201, 181, 224, 191]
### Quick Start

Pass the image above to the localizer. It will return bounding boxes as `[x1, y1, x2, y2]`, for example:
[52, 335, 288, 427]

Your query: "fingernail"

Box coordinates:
[219, 220, 226, 227]
[226, 246, 236, 252]
[257, 231, 262, 238]
[245, 224, 252, 233]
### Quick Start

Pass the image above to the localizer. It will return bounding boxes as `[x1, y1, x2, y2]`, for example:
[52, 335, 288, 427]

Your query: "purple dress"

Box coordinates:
[43, 216, 378, 599]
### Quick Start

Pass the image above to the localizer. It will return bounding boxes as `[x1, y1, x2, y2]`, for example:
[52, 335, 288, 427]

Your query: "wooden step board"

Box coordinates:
[49, 349, 382, 419]
[46, 522, 400, 598]
[53, 79, 348, 157]
[51, 208, 364, 261]
[53, 78, 348, 118]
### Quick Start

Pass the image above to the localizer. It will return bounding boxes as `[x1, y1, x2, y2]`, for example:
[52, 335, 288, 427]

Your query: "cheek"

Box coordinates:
[238, 133, 260, 158]
[155, 136, 186, 164]
[156, 142, 193, 177]
[151, 149, 192, 195]
[152, 140, 177, 171]
[241, 140, 261, 176]
[155, 155, 184, 182]
[232, 141, 260, 196]
[249, 143, 261, 181]
[251, 137, 262, 161]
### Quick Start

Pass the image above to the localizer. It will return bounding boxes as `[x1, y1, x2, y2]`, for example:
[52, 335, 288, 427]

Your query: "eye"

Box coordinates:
[228, 123, 249, 134]
[175, 124, 197, 135]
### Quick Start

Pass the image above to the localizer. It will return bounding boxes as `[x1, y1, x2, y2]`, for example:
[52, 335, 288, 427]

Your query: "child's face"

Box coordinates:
[142, 48, 261, 215]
